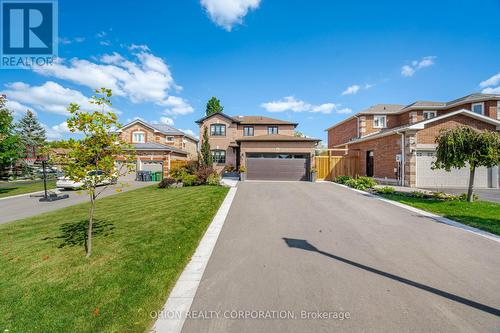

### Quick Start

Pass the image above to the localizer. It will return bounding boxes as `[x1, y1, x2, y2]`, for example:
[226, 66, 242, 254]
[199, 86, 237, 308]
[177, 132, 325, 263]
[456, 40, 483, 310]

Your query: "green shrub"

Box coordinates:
[377, 186, 395, 194]
[458, 193, 479, 202]
[206, 173, 220, 186]
[410, 191, 427, 198]
[334, 175, 352, 184]
[344, 178, 367, 190]
[195, 165, 215, 184]
[181, 174, 198, 186]
[356, 176, 377, 188]
[170, 167, 187, 181]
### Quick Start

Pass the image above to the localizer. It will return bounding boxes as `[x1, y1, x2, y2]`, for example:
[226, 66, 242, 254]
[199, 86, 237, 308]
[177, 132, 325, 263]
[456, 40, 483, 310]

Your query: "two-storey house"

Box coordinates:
[326, 93, 500, 188]
[196, 113, 319, 181]
[117, 119, 198, 176]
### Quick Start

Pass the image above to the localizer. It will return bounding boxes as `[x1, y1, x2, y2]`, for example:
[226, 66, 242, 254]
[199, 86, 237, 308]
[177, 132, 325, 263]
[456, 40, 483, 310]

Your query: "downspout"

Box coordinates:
[397, 131, 405, 187]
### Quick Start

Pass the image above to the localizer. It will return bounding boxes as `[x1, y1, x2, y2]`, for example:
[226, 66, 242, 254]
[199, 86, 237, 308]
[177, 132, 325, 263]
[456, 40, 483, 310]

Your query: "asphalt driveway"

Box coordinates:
[182, 182, 500, 333]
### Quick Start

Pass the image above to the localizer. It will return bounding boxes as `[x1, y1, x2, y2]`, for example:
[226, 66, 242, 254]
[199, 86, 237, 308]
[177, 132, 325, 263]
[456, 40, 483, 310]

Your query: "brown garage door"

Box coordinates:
[246, 153, 309, 181]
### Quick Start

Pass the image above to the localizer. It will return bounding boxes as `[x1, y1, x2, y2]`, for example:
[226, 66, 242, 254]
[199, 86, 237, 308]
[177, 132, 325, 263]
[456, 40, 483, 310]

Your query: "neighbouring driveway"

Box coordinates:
[0, 175, 153, 224]
[183, 182, 500, 333]
[422, 188, 500, 203]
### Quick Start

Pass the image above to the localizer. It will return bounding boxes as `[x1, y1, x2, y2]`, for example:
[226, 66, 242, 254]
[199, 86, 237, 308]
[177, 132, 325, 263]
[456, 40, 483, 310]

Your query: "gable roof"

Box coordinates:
[120, 119, 198, 142]
[334, 109, 500, 147]
[236, 134, 320, 142]
[126, 142, 187, 154]
[195, 112, 298, 126]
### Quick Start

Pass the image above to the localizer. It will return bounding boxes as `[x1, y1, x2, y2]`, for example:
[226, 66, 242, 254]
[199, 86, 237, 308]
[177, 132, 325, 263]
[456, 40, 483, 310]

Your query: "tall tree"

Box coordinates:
[200, 126, 212, 166]
[16, 110, 46, 157]
[433, 126, 500, 202]
[62, 88, 135, 257]
[0, 95, 21, 175]
[205, 97, 223, 116]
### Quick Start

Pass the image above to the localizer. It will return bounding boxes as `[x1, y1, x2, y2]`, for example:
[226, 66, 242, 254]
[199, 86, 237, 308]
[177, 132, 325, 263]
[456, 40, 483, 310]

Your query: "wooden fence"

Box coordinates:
[170, 160, 188, 171]
[315, 155, 359, 181]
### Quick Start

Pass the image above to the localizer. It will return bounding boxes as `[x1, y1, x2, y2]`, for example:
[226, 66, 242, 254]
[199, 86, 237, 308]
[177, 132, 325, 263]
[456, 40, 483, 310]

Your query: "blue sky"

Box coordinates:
[1, 0, 500, 143]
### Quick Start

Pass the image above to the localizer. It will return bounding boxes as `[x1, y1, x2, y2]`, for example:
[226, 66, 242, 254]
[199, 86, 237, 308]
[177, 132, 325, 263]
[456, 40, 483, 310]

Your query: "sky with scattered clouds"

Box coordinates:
[1, 0, 499, 142]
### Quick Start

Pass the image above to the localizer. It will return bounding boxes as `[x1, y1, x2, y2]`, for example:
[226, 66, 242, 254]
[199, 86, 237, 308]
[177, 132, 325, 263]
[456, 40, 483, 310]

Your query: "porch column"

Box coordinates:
[404, 131, 417, 187]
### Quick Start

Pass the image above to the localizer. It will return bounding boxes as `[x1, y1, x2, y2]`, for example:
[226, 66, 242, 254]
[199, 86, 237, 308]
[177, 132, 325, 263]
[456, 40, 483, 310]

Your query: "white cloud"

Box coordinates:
[58, 37, 85, 45]
[260, 96, 343, 114]
[179, 129, 199, 139]
[43, 121, 74, 140]
[482, 86, 500, 94]
[336, 108, 352, 114]
[479, 73, 500, 88]
[200, 0, 261, 31]
[5, 100, 31, 116]
[152, 117, 174, 126]
[2, 81, 119, 116]
[99, 40, 111, 46]
[128, 44, 150, 52]
[96, 31, 107, 38]
[401, 56, 436, 77]
[33, 51, 193, 114]
[341, 85, 360, 95]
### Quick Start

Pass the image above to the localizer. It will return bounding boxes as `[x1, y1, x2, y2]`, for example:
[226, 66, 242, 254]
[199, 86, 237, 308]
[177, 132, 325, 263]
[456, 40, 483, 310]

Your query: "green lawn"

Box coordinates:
[380, 193, 500, 235]
[0, 185, 229, 333]
[0, 179, 56, 198]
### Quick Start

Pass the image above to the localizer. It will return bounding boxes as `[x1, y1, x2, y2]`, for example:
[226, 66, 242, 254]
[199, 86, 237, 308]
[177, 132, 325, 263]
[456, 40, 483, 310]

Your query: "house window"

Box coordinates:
[267, 126, 279, 135]
[166, 136, 174, 142]
[471, 102, 484, 115]
[497, 101, 500, 120]
[423, 111, 437, 120]
[211, 150, 226, 164]
[373, 115, 386, 128]
[210, 124, 226, 136]
[132, 131, 145, 143]
[243, 126, 254, 136]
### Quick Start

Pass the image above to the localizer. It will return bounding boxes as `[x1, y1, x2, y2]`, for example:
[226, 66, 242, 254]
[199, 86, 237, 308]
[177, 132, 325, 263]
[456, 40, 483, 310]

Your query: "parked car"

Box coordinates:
[56, 170, 117, 190]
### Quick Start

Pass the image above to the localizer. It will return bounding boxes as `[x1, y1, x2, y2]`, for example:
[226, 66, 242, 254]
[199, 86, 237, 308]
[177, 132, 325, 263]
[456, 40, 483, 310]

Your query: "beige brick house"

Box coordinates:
[196, 113, 319, 180]
[117, 119, 198, 176]
[326, 93, 500, 188]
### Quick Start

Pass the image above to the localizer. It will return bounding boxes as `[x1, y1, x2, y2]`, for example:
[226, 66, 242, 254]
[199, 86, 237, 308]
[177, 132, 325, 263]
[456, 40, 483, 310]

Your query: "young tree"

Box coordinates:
[433, 126, 500, 202]
[200, 126, 213, 166]
[63, 88, 135, 257]
[205, 96, 223, 116]
[16, 110, 46, 152]
[0, 95, 21, 176]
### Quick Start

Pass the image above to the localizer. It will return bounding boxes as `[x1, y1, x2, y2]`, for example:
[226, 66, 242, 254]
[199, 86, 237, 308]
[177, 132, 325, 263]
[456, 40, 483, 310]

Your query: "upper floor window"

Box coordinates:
[211, 150, 226, 164]
[267, 126, 279, 135]
[423, 111, 437, 120]
[132, 131, 145, 143]
[243, 126, 254, 136]
[471, 102, 484, 115]
[166, 136, 175, 142]
[210, 124, 226, 136]
[373, 115, 386, 128]
[497, 101, 500, 120]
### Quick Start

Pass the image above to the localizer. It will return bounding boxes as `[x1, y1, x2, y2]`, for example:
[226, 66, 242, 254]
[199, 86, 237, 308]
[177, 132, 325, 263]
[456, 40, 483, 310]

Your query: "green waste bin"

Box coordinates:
[157, 172, 163, 181]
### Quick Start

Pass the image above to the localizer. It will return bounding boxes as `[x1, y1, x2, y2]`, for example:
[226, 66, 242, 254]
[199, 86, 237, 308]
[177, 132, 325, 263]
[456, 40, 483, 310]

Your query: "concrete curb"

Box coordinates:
[151, 186, 238, 333]
[320, 181, 500, 244]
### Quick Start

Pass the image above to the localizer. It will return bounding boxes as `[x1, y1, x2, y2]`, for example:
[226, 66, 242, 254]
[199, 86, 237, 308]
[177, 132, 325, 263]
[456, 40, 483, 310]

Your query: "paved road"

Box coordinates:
[0, 175, 154, 224]
[182, 182, 500, 333]
[422, 188, 500, 203]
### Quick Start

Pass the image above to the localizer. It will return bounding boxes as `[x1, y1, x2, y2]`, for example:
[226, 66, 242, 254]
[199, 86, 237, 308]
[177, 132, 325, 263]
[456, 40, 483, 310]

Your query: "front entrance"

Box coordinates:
[246, 153, 309, 181]
[366, 151, 374, 177]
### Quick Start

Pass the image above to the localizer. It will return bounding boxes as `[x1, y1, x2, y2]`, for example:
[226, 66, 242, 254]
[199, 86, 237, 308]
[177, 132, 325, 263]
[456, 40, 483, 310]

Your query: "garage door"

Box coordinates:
[416, 151, 490, 188]
[140, 161, 163, 172]
[246, 153, 309, 181]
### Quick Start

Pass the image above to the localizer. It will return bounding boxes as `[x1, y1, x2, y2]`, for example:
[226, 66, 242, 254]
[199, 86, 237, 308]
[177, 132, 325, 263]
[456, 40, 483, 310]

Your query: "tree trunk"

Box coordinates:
[467, 165, 476, 203]
[86, 192, 96, 258]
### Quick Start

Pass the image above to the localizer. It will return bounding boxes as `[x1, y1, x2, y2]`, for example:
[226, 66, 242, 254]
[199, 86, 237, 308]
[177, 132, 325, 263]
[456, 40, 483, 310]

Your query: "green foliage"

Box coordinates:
[376, 186, 395, 194]
[434, 127, 500, 202]
[16, 110, 46, 156]
[200, 126, 213, 166]
[239, 166, 246, 173]
[357, 176, 377, 188]
[0, 95, 21, 172]
[333, 175, 351, 184]
[169, 167, 187, 182]
[181, 174, 198, 186]
[205, 96, 223, 116]
[206, 173, 221, 186]
[195, 165, 215, 184]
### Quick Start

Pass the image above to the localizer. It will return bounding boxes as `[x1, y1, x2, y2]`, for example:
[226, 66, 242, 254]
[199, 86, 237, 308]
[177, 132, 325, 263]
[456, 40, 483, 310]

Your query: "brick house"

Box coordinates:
[196, 113, 319, 180]
[326, 93, 500, 188]
[117, 119, 198, 176]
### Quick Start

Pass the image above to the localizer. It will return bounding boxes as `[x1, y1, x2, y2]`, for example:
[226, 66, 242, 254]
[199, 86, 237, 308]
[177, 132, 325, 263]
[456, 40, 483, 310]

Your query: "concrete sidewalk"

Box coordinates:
[182, 182, 500, 332]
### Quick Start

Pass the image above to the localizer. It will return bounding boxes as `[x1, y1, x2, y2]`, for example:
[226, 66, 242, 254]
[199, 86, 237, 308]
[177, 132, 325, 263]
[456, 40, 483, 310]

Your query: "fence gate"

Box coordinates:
[315, 156, 359, 181]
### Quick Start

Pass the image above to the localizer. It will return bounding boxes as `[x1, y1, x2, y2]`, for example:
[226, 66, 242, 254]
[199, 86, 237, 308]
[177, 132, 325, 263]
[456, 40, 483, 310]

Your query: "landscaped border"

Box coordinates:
[151, 186, 238, 333]
[322, 181, 500, 244]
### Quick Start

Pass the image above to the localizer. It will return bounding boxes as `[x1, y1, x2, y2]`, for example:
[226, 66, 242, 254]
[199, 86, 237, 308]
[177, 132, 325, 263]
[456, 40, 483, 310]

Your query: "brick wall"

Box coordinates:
[328, 117, 358, 148]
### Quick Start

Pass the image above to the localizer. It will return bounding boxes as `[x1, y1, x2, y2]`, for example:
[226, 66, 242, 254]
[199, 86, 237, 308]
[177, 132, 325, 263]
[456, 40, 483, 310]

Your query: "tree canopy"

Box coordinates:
[0, 95, 21, 172]
[200, 126, 213, 166]
[16, 110, 46, 157]
[205, 97, 223, 116]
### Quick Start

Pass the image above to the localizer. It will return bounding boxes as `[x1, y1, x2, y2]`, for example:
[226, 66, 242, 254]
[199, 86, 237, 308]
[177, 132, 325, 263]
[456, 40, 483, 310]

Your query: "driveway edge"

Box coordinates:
[151, 186, 238, 333]
[322, 181, 500, 244]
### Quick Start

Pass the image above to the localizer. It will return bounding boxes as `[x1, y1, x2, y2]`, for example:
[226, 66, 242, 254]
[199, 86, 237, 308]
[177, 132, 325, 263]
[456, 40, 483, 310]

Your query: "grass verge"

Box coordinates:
[0, 185, 229, 333]
[379, 193, 500, 236]
[0, 179, 56, 198]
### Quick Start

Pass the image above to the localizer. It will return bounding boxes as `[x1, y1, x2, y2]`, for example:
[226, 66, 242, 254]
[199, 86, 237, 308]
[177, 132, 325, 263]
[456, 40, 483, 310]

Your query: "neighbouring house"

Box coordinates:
[326, 93, 500, 188]
[196, 113, 320, 181]
[117, 119, 199, 177]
